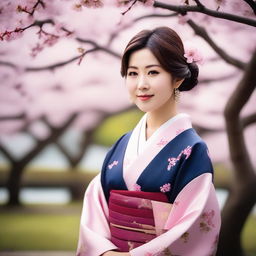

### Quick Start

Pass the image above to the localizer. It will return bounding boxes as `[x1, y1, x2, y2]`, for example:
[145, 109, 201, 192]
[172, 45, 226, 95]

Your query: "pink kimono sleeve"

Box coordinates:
[76, 174, 118, 256]
[130, 173, 221, 256]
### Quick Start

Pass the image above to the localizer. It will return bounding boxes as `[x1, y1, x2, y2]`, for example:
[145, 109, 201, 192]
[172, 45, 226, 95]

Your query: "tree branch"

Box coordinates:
[193, 0, 204, 8]
[0, 39, 121, 72]
[25, 48, 97, 72]
[242, 112, 256, 128]
[187, 19, 246, 69]
[0, 61, 18, 70]
[224, 49, 256, 178]
[153, 1, 256, 27]
[0, 145, 16, 164]
[18, 113, 78, 166]
[0, 113, 26, 121]
[199, 72, 238, 85]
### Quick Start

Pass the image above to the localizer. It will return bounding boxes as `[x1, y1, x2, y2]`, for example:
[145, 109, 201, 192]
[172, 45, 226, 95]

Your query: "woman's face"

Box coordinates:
[125, 48, 180, 114]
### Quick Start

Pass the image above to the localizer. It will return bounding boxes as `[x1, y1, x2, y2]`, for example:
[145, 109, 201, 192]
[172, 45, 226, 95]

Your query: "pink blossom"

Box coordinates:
[184, 45, 204, 65]
[160, 183, 171, 193]
[73, 3, 83, 11]
[215, 0, 226, 7]
[167, 157, 176, 170]
[143, 0, 155, 6]
[183, 146, 192, 159]
[178, 14, 189, 25]
[108, 160, 118, 169]
[176, 152, 182, 161]
[132, 183, 141, 191]
[80, 0, 103, 8]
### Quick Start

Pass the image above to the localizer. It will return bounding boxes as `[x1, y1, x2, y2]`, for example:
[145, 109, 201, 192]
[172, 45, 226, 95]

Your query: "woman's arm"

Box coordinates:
[76, 174, 119, 256]
[129, 173, 221, 256]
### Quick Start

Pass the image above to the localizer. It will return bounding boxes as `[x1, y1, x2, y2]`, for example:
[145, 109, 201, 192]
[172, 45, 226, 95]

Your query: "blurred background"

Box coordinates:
[0, 0, 255, 255]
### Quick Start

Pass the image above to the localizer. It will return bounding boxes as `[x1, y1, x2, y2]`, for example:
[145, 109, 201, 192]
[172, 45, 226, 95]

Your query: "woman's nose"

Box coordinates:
[137, 75, 149, 90]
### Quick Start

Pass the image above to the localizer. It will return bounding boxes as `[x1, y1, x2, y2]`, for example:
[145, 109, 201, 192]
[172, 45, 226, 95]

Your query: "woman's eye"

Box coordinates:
[148, 70, 159, 75]
[128, 71, 137, 76]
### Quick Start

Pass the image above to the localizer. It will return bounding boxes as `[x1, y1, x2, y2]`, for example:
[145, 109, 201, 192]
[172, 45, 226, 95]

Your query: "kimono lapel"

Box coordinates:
[123, 113, 192, 191]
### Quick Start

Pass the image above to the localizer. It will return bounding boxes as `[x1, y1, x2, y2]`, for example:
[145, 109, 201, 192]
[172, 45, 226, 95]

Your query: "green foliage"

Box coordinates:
[0, 204, 255, 253]
[0, 206, 80, 251]
[242, 215, 256, 255]
[93, 109, 143, 146]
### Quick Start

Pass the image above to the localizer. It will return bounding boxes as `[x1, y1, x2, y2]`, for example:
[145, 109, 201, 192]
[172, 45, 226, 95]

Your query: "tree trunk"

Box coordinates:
[5, 114, 78, 206]
[217, 50, 256, 256]
[6, 163, 26, 205]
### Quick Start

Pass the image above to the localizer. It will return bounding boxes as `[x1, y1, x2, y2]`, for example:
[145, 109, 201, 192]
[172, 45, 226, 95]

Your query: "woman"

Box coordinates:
[76, 26, 221, 256]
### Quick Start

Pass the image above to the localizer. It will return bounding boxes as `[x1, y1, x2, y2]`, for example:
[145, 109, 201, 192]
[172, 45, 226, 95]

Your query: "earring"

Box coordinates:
[174, 88, 180, 101]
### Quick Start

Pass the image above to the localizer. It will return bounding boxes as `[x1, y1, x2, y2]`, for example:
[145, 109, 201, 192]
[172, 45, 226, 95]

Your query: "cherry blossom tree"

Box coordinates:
[0, 0, 256, 255]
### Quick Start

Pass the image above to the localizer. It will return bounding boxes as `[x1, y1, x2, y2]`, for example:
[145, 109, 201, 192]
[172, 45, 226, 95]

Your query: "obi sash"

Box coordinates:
[108, 190, 171, 252]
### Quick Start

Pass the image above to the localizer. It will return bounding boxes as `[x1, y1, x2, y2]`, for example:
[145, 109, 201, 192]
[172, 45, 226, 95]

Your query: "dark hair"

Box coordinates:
[120, 26, 199, 91]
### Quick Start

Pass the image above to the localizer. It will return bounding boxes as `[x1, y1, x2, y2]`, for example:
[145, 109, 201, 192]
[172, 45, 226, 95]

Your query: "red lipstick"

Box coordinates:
[137, 95, 153, 101]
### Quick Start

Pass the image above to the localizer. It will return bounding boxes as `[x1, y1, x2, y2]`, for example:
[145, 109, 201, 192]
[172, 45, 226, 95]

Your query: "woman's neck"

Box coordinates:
[146, 103, 178, 140]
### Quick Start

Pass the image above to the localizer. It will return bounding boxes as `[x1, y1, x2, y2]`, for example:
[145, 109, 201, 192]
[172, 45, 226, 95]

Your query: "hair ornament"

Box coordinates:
[184, 44, 204, 65]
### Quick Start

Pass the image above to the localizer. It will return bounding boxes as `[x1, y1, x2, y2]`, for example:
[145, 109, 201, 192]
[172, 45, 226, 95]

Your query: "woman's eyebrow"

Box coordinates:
[128, 64, 161, 69]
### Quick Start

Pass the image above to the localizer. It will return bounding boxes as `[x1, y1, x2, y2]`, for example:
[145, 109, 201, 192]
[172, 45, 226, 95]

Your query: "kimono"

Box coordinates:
[76, 113, 221, 256]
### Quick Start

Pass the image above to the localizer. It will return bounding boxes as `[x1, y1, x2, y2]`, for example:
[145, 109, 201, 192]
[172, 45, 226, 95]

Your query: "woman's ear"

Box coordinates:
[174, 78, 185, 89]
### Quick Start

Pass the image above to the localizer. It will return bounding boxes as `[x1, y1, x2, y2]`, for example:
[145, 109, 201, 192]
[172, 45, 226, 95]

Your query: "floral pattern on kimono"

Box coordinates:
[76, 114, 221, 256]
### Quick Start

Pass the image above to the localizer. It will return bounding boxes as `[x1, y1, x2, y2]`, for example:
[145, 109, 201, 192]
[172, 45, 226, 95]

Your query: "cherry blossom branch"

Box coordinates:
[242, 112, 256, 128]
[121, 0, 138, 15]
[106, 13, 177, 47]
[0, 61, 17, 70]
[17, 0, 45, 16]
[26, 43, 121, 72]
[0, 19, 54, 41]
[187, 19, 246, 69]
[243, 0, 256, 15]
[199, 72, 238, 85]
[193, 0, 204, 8]
[26, 48, 97, 71]
[153, 1, 256, 27]
[0, 113, 26, 121]
[0, 36, 121, 72]
[0, 145, 16, 164]
[134, 13, 178, 21]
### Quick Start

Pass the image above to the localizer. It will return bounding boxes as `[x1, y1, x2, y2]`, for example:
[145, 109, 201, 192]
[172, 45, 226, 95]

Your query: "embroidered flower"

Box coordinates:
[108, 160, 118, 169]
[181, 232, 189, 243]
[176, 152, 183, 161]
[200, 210, 215, 232]
[138, 199, 152, 209]
[183, 146, 192, 159]
[167, 145, 192, 170]
[132, 183, 141, 191]
[167, 157, 177, 170]
[176, 128, 185, 135]
[157, 138, 168, 147]
[160, 183, 171, 193]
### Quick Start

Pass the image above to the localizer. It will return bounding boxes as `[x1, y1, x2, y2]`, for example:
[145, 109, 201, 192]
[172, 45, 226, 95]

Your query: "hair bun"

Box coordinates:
[178, 62, 199, 91]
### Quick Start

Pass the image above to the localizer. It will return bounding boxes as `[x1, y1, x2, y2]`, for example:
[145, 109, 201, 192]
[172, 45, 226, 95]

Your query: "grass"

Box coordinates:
[0, 204, 81, 251]
[0, 203, 255, 254]
[242, 215, 256, 255]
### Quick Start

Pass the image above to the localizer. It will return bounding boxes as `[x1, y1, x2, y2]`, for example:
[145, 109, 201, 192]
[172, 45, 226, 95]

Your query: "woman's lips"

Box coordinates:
[137, 95, 154, 101]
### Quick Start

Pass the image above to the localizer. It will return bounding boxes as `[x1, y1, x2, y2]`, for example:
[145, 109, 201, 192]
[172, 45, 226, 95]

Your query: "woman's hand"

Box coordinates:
[102, 251, 130, 256]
